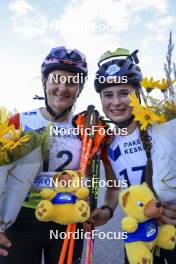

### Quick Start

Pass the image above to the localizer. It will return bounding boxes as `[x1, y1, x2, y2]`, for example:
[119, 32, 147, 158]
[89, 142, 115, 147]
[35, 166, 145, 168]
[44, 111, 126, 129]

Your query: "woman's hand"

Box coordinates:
[0, 232, 11, 256]
[86, 207, 111, 227]
[160, 202, 176, 226]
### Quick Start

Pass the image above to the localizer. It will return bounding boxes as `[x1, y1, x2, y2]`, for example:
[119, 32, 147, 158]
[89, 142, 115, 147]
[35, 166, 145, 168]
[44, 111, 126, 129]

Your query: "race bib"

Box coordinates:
[32, 172, 55, 190]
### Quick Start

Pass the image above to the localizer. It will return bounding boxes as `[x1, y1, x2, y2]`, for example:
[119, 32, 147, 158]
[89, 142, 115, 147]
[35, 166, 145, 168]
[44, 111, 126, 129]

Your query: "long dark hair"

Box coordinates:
[138, 127, 154, 190]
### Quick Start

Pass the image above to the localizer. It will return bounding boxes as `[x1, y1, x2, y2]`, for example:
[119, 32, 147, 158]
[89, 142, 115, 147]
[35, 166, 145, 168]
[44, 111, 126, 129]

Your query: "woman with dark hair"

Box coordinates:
[94, 48, 176, 264]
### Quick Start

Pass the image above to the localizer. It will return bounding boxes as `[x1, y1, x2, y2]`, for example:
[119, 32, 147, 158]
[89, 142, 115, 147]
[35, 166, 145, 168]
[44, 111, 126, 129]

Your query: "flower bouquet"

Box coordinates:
[0, 107, 48, 231]
[129, 76, 176, 202]
[151, 118, 176, 202]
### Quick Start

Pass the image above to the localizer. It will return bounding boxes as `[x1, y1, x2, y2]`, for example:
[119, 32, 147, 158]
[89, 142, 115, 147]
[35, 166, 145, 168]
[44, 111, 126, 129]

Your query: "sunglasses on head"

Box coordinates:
[48, 47, 87, 66]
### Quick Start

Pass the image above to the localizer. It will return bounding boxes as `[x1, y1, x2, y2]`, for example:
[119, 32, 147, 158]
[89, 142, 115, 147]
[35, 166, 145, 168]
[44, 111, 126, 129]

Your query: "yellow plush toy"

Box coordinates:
[119, 183, 176, 264]
[35, 170, 90, 225]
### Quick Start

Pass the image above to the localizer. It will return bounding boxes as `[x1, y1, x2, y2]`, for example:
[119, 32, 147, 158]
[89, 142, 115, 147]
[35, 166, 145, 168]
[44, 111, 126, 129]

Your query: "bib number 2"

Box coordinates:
[55, 150, 73, 172]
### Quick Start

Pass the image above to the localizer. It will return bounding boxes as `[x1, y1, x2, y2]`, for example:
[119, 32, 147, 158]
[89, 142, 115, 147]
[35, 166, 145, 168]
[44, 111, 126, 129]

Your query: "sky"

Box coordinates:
[0, 0, 176, 115]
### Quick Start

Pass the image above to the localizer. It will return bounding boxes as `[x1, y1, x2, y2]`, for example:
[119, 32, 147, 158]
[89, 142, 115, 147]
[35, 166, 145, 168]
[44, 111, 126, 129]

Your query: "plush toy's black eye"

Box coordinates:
[137, 201, 144, 207]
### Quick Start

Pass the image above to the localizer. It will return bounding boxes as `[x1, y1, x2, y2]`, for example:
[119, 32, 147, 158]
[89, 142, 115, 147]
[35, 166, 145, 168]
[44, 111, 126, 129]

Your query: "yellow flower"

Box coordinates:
[128, 92, 141, 109]
[133, 105, 160, 130]
[0, 131, 31, 151]
[0, 126, 31, 151]
[141, 77, 160, 91]
[0, 106, 46, 165]
[128, 92, 143, 118]
[1, 134, 31, 151]
[156, 78, 175, 91]
[0, 123, 15, 139]
[128, 92, 160, 130]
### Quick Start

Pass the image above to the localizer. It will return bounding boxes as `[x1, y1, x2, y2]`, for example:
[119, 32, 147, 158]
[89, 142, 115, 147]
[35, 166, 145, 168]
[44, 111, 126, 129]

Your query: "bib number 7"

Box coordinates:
[119, 166, 146, 186]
